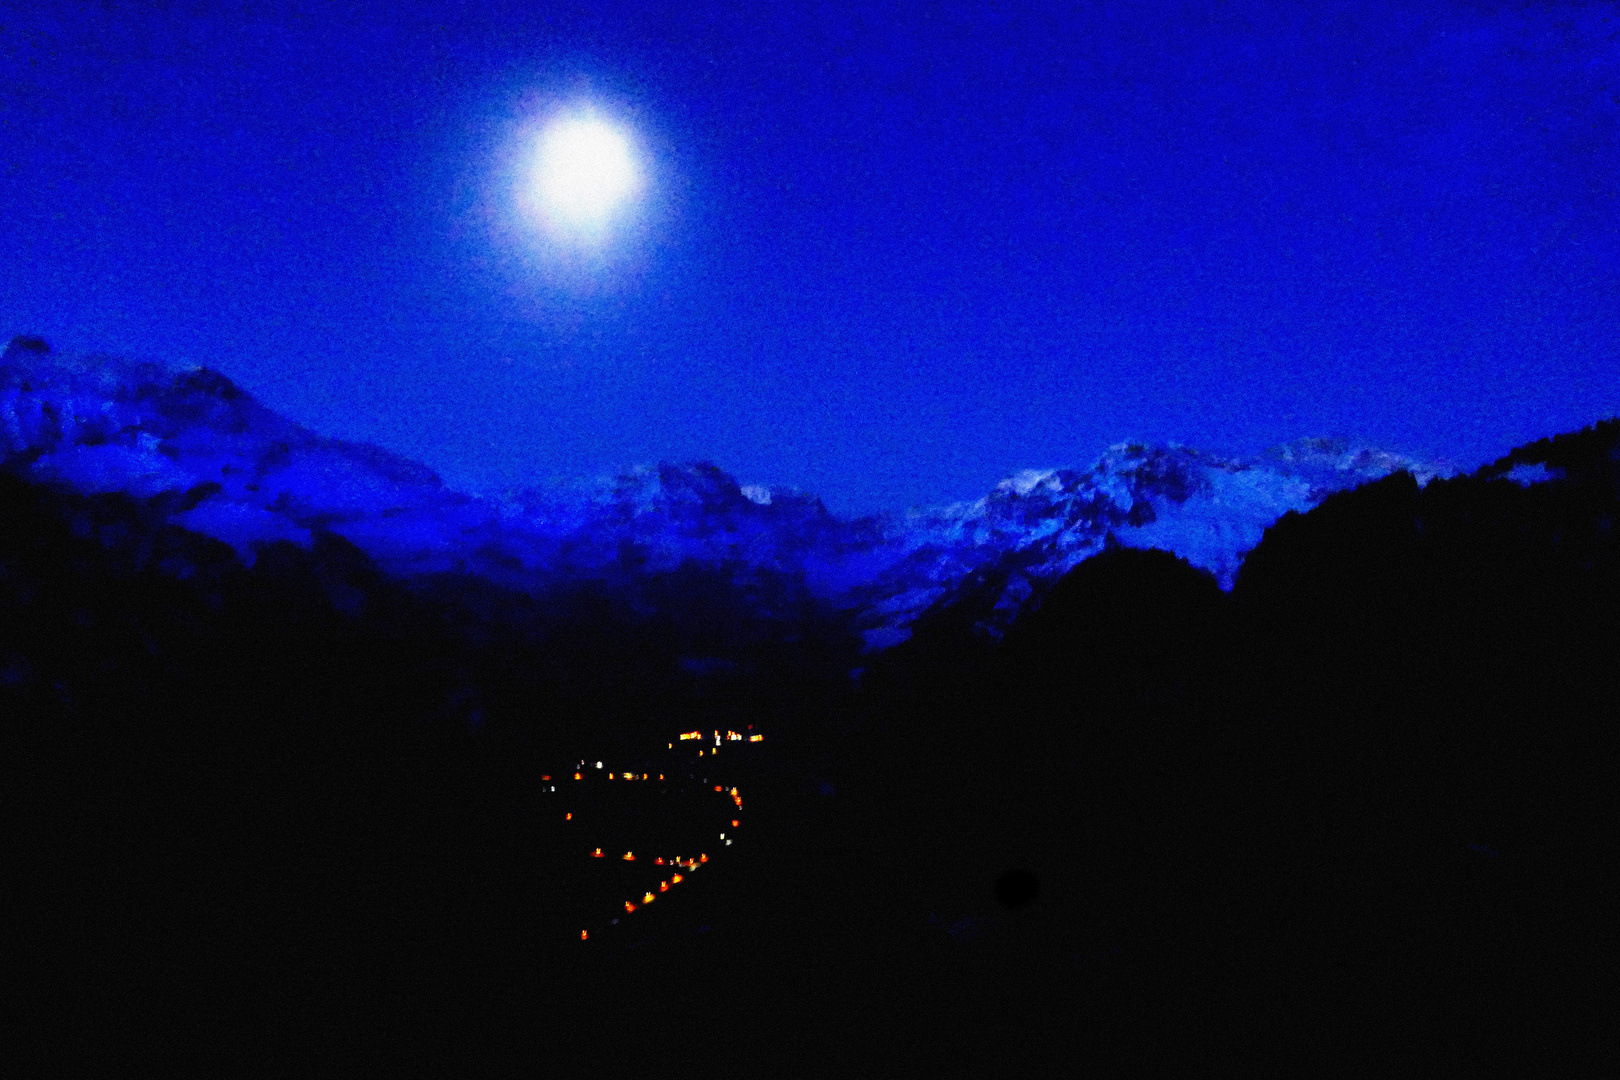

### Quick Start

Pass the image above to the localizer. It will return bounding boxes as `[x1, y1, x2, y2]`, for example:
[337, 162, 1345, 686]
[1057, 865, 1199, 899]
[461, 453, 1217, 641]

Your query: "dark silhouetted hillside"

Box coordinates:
[788, 420, 1620, 1071]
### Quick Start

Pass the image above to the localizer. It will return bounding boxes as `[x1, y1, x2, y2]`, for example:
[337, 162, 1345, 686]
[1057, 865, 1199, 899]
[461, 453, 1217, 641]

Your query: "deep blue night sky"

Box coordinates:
[3, 1, 1616, 514]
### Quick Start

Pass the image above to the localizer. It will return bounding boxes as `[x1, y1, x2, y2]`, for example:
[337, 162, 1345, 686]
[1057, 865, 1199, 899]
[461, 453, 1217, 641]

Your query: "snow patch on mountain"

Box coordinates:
[1502, 462, 1566, 486]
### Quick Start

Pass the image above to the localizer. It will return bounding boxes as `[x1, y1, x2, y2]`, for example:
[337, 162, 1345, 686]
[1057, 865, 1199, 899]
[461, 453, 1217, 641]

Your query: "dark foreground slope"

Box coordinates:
[806, 421, 1620, 1072]
[7, 421, 1619, 1072]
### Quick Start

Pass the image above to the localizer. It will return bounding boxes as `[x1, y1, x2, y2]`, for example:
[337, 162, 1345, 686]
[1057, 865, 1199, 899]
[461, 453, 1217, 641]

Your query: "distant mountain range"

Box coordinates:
[1, 337, 1469, 649]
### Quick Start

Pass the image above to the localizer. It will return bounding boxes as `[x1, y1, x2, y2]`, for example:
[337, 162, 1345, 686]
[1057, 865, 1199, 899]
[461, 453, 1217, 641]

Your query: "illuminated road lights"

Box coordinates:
[541, 775, 551, 781]
[750, 734, 763, 742]
[566, 728, 756, 931]
[679, 731, 701, 741]
[581, 929, 588, 940]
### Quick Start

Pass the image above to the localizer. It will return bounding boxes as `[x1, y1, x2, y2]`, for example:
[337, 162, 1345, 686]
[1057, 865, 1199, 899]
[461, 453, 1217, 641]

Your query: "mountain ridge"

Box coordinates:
[2, 336, 1465, 648]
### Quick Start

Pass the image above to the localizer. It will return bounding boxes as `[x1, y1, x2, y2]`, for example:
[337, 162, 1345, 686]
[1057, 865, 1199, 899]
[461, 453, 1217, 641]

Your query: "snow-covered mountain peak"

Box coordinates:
[847, 435, 1461, 648]
[509, 460, 839, 542]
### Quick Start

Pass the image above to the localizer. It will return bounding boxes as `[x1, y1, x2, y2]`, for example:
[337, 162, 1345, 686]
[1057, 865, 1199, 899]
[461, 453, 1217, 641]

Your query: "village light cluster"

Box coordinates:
[673, 727, 761, 752]
[564, 726, 762, 942]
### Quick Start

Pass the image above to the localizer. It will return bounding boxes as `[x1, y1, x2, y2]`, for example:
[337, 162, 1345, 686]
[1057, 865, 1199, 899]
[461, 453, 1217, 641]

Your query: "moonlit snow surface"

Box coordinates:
[529, 116, 641, 234]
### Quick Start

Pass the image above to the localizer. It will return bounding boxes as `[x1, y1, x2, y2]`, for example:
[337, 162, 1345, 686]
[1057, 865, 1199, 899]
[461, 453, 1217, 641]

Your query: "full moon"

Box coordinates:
[527, 115, 642, 234]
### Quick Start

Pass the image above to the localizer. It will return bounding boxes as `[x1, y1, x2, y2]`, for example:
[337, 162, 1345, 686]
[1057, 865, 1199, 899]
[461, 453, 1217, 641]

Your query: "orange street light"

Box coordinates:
[622, 851, 635, 861]
[624, 901, 636, 913]
[574, 773, 583, 780]
[642, 892, 655, 904]
[671, 873, 683, 884]
[732, 820, 739, 827]
[581, 929, 588, 940]
[566, 813, 572, 820]
[659, 881, 669, 892]
[591, 847, 603, 858]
